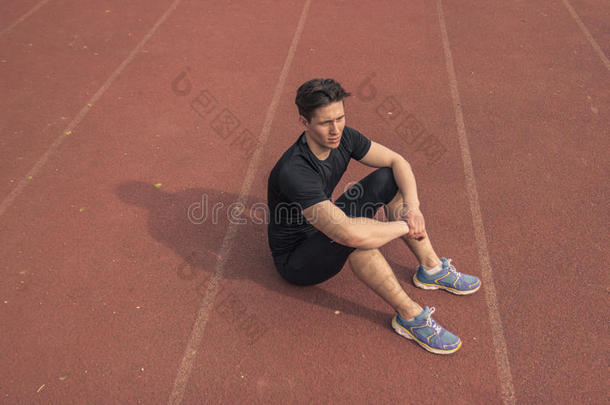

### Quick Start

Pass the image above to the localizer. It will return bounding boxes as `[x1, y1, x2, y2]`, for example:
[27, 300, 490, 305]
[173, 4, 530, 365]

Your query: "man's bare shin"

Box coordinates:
[348, 248, 422, 319]
[384, 192, 441, 269]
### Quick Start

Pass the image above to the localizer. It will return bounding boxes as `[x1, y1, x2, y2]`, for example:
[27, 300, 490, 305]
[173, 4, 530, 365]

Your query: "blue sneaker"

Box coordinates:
[392, 307, 461, 354]
[413, 258, 481, 295]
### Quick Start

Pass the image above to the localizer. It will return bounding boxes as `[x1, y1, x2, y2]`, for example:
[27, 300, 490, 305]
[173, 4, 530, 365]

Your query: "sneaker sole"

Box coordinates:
[391, 316, 461, 355]
[413, 274, 481, 295]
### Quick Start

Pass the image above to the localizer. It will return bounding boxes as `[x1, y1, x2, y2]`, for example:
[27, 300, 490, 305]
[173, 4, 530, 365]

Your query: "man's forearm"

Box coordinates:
[342, 217, 409, 249]
[391, 157, 419, 209]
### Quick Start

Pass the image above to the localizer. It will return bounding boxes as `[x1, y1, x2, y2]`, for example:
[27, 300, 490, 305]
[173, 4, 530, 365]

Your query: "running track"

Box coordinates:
[1, 0, 608, 403]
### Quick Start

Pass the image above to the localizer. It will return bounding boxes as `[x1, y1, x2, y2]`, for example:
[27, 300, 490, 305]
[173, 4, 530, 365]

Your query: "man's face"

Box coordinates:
[301, 101, 346, 151]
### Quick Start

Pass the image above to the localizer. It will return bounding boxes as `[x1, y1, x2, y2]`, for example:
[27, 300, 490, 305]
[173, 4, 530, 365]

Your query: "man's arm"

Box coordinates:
[302, 200, 409, 249]
[358, 141, 426, 239]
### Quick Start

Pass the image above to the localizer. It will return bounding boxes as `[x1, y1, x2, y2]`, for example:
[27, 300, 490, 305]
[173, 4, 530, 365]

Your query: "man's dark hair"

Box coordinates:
[295, 78, 351, 122]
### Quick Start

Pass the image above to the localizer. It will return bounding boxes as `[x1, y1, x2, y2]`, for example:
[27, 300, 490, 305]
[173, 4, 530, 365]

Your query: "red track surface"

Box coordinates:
[1, 0, 608, 403]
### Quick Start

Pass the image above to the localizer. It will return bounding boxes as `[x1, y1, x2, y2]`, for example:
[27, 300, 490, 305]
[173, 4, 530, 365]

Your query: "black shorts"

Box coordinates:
[272, 167, 398, 286]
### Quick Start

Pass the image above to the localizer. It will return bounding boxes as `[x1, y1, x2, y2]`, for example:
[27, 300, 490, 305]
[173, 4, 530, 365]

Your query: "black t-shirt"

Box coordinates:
[267, 126, 371, 256]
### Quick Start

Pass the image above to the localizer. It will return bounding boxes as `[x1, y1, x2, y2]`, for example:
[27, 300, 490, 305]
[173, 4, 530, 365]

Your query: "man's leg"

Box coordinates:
[348, 248, 422, 320]
[274, 231, 356, 286]
[278, 168, 464, 353]
[384, 192, 441, 269]
[384, 191, 481, 295]
[348, 247, 462, 354]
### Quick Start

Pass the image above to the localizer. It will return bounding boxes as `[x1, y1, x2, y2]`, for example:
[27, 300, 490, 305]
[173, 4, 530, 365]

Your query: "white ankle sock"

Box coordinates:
[423, 262, 442, 275]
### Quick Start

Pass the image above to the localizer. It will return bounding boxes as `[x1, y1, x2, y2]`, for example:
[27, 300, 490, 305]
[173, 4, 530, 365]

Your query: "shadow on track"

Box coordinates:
[115, 180, 397, 329]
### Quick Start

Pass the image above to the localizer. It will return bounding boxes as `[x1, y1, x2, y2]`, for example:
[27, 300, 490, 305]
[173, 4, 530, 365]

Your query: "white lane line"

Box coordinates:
[0, 0, 185, 218]
[166, 1, 311, 404]
[0, 0, 51, 37]
[561, 0, 610, 72]
[436, 1, 516, 404]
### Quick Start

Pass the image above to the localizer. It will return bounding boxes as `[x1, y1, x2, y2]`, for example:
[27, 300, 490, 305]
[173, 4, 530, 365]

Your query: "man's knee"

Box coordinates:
[371, 168, 398, 204]
[373, 167, 395, 186]
[348, 247, 385, 268]
[371, 167, 396, 190]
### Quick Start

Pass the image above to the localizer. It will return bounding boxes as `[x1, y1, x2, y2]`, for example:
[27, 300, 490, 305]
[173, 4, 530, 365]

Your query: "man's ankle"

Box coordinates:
[398, 305, 423, 321]
[421, 259, 441, 271]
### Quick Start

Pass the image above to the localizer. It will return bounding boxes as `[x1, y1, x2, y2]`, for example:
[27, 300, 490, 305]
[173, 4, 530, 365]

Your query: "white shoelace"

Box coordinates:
[445, 258, 462, 281]
[426, 307, 441, 334]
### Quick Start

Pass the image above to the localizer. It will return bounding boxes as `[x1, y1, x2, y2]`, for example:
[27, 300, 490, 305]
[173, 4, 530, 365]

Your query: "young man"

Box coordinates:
[267, 78, 481, 354]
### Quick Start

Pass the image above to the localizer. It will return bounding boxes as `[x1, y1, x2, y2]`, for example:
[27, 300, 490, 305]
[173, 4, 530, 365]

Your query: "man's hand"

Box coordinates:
[401, 205, 426, 240]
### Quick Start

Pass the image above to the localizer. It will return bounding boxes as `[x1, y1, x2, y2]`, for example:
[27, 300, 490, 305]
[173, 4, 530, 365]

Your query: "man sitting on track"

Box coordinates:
[267, 78, 481, 354]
